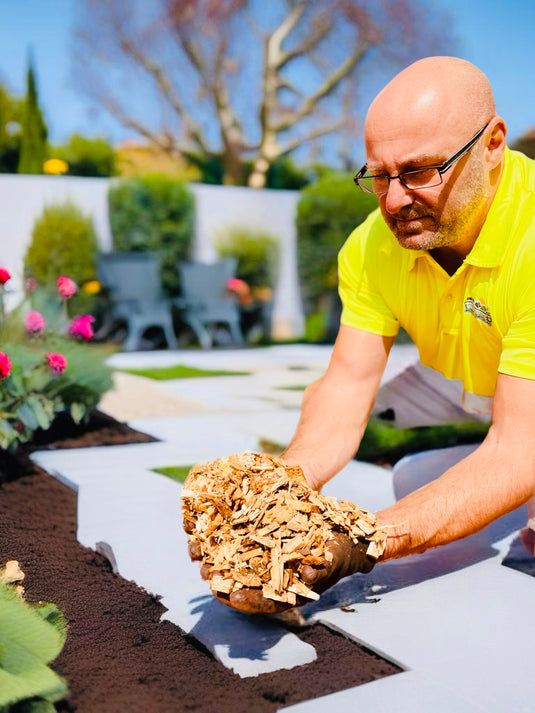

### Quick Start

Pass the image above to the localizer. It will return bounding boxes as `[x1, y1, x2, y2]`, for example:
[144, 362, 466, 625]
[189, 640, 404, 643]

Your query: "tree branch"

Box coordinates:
[273, 42, 372, 132]
[102, 94, 180, 155]
[279, 119, 345, 155]
[118, 33, 210, 153]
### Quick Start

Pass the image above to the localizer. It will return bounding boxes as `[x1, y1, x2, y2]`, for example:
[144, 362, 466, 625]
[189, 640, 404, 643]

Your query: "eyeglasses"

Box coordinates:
[354, 122, 490, 195]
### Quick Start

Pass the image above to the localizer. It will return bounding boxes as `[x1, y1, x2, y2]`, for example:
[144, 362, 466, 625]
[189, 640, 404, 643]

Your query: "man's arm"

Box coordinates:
[377, 372, 535, 561]
[282, 324, 395, 490]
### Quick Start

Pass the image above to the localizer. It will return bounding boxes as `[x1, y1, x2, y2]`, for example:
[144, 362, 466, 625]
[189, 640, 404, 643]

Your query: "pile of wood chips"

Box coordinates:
[182, 451, 386, 606]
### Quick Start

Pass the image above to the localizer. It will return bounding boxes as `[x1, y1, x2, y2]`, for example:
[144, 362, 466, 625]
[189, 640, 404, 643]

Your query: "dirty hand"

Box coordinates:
[185, 529, 377, 615]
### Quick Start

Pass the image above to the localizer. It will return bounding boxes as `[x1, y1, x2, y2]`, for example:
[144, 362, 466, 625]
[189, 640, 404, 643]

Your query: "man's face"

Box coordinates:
[365, 126, 488, 253]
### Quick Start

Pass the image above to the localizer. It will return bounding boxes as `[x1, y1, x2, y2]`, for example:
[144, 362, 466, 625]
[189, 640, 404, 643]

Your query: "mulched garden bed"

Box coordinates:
[0, 411, 401, 712]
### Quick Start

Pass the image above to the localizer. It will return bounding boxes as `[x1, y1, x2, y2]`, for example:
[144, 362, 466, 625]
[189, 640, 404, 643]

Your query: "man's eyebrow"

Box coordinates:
[368, 151, 444, 173]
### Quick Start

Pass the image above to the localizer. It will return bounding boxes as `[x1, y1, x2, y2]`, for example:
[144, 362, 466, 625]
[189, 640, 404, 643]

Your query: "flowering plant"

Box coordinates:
[0, 268, 113, 451]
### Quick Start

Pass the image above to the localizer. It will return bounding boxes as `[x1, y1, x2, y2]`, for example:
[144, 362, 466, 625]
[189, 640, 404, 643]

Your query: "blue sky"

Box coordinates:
[0, 0, 534, 149]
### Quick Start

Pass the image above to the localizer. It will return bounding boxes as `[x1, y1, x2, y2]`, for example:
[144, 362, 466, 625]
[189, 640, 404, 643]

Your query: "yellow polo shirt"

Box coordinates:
[339, 147, 535, 398]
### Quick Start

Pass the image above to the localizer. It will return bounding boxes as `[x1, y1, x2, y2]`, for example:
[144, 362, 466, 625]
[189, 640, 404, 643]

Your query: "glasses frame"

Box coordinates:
[354, 121, 491, 195]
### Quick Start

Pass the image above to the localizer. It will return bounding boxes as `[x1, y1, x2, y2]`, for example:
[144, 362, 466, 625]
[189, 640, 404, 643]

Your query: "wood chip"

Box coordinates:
[182, 451, 386, 604]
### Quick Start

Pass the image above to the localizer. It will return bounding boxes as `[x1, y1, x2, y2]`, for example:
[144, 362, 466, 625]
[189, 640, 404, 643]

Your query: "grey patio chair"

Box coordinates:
[97, 251, 177, 351]
[176, 259, 243, 349]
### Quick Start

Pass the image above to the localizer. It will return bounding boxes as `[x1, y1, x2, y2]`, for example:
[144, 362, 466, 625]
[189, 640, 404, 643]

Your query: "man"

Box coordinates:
[199, 56, 535, 613]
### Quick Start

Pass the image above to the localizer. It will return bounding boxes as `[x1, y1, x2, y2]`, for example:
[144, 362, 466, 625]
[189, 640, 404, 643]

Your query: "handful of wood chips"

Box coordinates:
[182, 451, 386, 606]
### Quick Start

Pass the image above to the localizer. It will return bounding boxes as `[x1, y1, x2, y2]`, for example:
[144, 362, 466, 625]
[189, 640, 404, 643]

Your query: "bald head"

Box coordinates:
[365, 57, 496, 145]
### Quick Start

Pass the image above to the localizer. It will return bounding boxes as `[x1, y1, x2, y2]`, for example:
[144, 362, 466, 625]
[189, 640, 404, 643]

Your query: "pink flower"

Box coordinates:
[0, 351, 11, 378]
[0, 268, 11, 285]
[25, 310, 46, 334]
[227, 277, 250, 296]
[57, 275, 77, 299]
[46, 352, 67, 375]
[69, 314, 95, 341]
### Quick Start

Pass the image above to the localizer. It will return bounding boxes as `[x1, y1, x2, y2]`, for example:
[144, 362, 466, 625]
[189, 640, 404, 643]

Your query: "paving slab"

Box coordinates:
[284, 670, 486, 713]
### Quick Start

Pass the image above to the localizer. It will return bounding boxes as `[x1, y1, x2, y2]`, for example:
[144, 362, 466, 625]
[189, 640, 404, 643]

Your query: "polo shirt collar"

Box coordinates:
[464, 147, 513, 269]
[405, 148, 514, 271]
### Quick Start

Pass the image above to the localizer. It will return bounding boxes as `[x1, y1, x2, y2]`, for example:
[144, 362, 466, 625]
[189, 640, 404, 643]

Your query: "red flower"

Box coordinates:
[0, 351, 11, 378]
[69, 314, 95, 341]
[25, 310, 46, 334]
[57, 275, 77, 298]
[0, 268, 11, 285]
[46, 352, 67, 375]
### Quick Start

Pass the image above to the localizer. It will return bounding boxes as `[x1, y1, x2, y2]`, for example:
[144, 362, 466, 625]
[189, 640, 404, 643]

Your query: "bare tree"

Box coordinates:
[74, 0, 454, 187]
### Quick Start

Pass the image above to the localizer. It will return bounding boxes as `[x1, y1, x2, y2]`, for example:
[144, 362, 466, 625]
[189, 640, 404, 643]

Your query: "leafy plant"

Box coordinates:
[0, 578, 68, 711]
[24, 201, 98, 288]
[215, 226, 279, 289]
[108, 175, 195, 295]
[51, 133, 117, 177]
[0, 270, 113, 452]
[296, 172, 378, 342]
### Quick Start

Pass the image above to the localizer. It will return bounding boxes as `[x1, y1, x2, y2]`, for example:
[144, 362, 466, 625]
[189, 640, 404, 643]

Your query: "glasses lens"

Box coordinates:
[358, 174, 389, 194]
[401, 167, 442, 190]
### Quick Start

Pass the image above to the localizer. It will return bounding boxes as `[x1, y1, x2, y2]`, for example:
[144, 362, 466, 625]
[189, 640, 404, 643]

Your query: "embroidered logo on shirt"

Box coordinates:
[464, 297, 492, 326]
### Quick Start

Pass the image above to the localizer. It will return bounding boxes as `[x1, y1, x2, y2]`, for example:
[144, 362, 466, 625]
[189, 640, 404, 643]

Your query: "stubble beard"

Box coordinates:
[384, 158, 488, 252]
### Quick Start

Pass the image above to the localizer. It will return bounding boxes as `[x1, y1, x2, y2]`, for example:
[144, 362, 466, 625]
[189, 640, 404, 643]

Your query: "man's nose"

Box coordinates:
[383, 177, 414, 213]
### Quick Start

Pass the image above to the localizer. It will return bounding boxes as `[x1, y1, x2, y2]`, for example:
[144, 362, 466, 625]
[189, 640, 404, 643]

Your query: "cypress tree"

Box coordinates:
[17, 56, 47, 174]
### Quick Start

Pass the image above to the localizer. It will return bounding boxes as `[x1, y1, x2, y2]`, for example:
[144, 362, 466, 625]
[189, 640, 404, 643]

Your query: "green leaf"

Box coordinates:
[25, 366, 52, 393]
[0, 420, 19, 450]
[0, 583, 69, 706]
[6, 364, 25, 395]
[16, 402, 39, 430]
[69, 402, 86, 424]
[25, 396, 53, 431]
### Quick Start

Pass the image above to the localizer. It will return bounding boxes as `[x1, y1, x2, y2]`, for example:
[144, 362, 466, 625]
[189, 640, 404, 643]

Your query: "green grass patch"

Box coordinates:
[276, 384, 308, 391]
[152, 465, 193, 483]
[119, 364, 250, 380]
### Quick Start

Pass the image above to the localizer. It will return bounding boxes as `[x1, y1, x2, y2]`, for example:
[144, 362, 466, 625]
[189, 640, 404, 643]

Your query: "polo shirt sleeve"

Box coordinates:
[338, 217, 399, 337]
[499, 280, 535, 381]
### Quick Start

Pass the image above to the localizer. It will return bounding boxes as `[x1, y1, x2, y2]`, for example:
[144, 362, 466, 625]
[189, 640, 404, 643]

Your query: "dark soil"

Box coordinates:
[0, 411, 401, 712]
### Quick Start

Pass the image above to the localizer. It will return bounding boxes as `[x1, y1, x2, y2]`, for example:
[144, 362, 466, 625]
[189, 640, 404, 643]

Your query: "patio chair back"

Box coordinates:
[97, 251, 177, 351]
[177, 259, 243, 348]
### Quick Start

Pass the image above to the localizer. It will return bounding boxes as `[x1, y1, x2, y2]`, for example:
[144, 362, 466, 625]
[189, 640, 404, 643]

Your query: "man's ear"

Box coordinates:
[486, 117, 507, 170]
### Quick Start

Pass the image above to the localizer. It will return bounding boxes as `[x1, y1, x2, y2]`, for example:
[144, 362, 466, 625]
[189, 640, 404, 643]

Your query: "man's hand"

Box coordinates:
[186, 521, 377, 615]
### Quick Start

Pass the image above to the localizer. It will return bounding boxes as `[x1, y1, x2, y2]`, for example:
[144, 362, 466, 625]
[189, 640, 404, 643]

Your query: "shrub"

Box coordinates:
[52, 133, 117, 177]
[24, 201, 98, 287]
[296, 172, 377, 341]
[215, 226, 279, 289]
[108, 175, 195, 295]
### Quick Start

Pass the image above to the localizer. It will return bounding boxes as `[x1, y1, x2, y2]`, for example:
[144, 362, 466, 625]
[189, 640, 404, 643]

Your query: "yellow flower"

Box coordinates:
[81, 280, 101, 295]
[43, 158, 69, 175]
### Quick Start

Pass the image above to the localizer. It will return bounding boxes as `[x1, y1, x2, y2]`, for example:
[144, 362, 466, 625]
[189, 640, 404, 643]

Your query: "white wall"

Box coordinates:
[0, 175, 305, 338]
